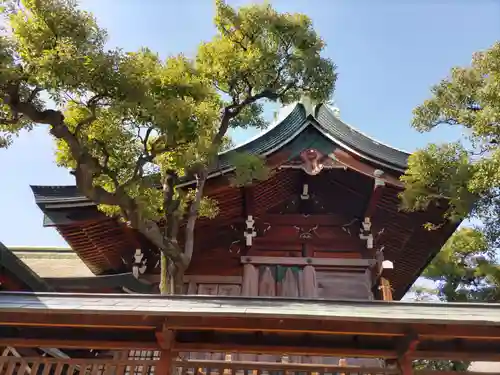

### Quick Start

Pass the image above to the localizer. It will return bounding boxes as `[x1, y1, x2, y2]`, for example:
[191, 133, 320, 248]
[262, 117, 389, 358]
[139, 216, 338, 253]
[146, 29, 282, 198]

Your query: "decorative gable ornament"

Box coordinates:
[132, 249, 147, 278]
[359, 217, 374, 249]
[244, 215, 257, 246]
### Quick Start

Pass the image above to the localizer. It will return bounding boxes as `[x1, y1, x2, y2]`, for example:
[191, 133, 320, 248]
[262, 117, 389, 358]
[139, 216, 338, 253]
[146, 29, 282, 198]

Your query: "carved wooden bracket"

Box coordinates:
[278, 149, 347, 176]
[293, 224, 319, 240]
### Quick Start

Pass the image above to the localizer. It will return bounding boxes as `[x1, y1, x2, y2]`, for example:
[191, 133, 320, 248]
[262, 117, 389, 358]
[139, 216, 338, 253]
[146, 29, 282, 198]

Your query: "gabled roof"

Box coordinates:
[0, 242, 53, 292]
[31, 101, 410, 205]
[1, 245, 154, 293]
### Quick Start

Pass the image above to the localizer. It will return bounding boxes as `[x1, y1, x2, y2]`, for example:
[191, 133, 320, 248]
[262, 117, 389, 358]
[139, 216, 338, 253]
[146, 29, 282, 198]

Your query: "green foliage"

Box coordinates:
[228, 152, 270, 187]
[400, 42, 500, 241]
[409, 227, 498, 371]
[423, 227, 500, 302]
[400, 143, 475, 223]
[199, 0, 336, 106]
[413, 359, 469, 372]
[0, 0, 336, 290]
[402, 46, 500, 372]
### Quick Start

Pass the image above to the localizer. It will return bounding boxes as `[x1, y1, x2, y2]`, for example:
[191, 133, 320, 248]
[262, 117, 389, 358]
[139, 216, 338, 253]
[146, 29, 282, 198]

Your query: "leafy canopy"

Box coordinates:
[0, 0, 336, 290]
[400, 42, 500, 242]
[401, 43, 500, 369]
[422, 227, 499, 302]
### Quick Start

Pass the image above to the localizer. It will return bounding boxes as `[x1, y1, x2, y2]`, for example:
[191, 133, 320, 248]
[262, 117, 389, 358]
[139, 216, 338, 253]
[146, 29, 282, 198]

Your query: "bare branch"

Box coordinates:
[3, 85, 133, 212]
[27, 87, 42, 103]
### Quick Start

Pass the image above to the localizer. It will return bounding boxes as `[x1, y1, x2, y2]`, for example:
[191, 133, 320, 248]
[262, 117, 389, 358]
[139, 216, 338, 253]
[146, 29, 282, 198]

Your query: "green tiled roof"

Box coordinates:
[314, 104, 409, 170]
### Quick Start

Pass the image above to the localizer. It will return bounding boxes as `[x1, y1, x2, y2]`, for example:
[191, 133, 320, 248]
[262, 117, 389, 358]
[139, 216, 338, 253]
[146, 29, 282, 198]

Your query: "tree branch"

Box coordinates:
[182, 170, 207, 267]
[3, 86, 133, 212]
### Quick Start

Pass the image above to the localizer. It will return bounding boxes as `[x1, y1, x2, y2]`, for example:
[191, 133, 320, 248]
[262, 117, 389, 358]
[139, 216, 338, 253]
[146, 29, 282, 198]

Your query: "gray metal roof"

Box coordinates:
[30, 101, 410, 205]
[0, 242, 53, 292]
[0, 292, 499, 325]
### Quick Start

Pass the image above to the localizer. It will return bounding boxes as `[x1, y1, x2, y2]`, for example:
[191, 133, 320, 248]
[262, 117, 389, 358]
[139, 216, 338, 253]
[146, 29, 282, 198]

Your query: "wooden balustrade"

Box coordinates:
[0, 356, 157, 375]
[2, 355, 496, 375]
[0, 355, 398, 375]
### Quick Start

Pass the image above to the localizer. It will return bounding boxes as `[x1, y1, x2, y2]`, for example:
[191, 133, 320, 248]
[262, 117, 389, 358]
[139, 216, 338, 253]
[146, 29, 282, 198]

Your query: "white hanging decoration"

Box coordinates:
[244, 215, 257, 246]
[300, 183, 310, 200]
[132, 249, 147, 278]
[359, 217, 374, 249]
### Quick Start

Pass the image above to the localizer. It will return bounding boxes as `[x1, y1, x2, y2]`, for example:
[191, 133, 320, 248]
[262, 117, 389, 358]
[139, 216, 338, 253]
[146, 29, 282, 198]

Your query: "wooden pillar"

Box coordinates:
[242, 263, 258, 296]
[106, 350, 128, 375]
[241, 263, 259, 364]
[396, 332, 419, 375]
[301, 265, 317, 298]
[338, 357, 347, 375]
[398, 356, 413, 375]
[380, 277, 393, 301]
[379, 260, 394, 301]
[156, 325, 174, 375]
[156, 350, 173, 375]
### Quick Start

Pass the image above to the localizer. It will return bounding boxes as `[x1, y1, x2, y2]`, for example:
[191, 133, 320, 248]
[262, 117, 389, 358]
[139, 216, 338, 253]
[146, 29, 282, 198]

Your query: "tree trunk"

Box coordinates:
[159, 253, 173, 295]
[159, 253, 185, 295]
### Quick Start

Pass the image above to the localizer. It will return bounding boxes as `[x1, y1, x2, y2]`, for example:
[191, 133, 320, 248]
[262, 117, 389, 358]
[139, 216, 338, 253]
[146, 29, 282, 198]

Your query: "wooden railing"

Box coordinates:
[176, 360, 398, 375]
[0, 356, 397, 375]
[0, 356, 158, 375]
[1, 356, 496, 375]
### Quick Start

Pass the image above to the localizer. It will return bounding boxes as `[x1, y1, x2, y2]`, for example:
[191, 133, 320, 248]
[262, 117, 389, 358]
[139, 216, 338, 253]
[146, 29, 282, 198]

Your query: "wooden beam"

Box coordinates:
[261, 214, 347, 227]
[162, 316, 500, 340]
[241, 256, 374, 267]
[332, 149, 403, 188]
[252, 238, 364, 248]
[0, 338, 158, 350]
[142, 275, 243, 285]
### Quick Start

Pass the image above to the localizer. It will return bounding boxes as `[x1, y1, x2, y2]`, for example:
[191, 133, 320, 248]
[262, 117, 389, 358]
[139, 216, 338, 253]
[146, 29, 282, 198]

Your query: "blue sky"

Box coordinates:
[1, 0, 499, 247]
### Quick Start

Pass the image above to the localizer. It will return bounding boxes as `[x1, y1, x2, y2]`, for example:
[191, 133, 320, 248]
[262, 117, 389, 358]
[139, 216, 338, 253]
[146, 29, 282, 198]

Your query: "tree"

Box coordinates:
[423, 227, 500, 302]
[399, 41, 500, 245]
[409, 227, 500, 371]
[400, 42, 500, 369]
[0, 0, 336, 294]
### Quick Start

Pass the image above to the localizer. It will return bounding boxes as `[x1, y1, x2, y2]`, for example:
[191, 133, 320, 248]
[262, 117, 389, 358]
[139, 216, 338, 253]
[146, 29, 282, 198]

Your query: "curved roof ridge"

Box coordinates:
[320, 104, 411, 155]
[218, 102, 301, 156]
